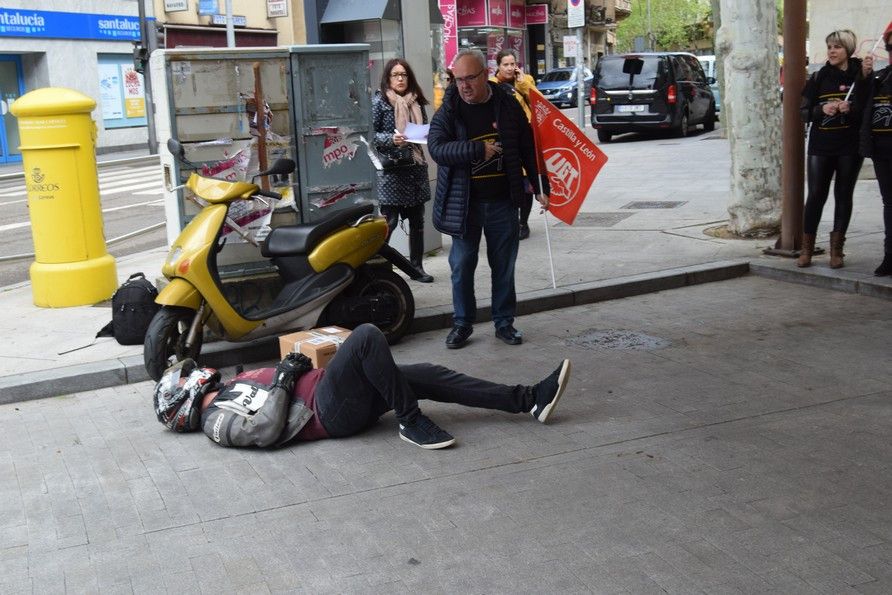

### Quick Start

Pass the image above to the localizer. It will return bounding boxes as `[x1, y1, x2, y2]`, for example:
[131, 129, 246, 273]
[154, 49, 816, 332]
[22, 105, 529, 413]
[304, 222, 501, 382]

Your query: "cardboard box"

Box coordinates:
[278, 326, 352, 368]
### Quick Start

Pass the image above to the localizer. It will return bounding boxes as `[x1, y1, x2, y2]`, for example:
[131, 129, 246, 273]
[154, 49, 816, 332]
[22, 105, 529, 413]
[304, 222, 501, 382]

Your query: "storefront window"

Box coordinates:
[458, 27, 524, 75]
[342, 19, 403, 89]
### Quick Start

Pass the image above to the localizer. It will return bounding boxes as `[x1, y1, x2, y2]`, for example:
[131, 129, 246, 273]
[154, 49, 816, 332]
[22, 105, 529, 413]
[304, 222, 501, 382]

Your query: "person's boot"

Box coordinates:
[874, 254, 892, 276]
[829, 231, 846, 269]
[796, 233, 816, 268]
[409, 228, 433, 283]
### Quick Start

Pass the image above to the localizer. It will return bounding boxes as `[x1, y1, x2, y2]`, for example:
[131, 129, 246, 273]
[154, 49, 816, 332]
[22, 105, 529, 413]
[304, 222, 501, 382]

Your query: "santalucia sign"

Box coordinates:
[0, 8, 141, 41]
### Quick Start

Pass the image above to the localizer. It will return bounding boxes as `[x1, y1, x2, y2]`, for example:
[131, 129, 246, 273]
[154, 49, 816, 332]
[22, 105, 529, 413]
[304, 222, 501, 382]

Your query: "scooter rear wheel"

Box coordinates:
[321, 266, 415, 344]
[354, 267, 414, 344]
[144, 306, 204, 382]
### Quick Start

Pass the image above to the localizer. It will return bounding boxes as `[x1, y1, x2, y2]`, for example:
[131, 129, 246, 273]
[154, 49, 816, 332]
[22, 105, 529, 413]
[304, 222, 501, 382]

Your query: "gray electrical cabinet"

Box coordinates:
[287, 45, 376, 222]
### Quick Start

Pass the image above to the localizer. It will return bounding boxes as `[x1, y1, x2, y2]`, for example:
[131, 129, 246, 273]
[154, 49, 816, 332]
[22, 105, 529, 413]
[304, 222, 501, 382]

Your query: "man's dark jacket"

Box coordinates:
[428, 81, 541, 237]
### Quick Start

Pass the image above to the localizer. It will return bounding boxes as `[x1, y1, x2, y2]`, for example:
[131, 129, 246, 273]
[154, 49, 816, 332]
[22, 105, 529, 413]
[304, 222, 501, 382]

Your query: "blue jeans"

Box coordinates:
[448, 200, 519, 329]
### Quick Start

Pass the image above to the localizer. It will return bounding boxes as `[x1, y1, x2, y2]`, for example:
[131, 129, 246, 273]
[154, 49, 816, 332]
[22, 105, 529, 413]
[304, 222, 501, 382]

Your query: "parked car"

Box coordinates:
[537, 67, 593, 108]
[697, 55, 721, 114]
[589, 52, 716, 143]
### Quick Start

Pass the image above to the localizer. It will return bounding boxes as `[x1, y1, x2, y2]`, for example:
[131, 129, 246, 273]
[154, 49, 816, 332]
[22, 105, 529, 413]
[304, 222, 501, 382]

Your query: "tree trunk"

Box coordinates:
[717, 0, 782, 236]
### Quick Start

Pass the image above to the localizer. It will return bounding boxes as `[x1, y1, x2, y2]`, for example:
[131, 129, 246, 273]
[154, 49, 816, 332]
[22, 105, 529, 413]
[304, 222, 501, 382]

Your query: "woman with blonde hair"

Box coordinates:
[798, 29, 869, 269]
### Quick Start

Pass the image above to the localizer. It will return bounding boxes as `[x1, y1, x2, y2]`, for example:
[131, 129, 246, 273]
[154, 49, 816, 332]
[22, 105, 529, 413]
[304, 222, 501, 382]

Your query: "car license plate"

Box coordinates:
[616, 104, 646, 113]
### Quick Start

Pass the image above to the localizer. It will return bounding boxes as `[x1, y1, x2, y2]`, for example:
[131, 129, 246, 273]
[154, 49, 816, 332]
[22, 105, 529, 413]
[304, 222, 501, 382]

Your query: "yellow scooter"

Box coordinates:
[144, 139, 417, 381]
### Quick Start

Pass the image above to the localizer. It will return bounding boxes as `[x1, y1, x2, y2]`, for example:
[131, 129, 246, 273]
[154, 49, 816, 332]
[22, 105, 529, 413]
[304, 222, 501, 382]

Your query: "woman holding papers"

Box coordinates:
[798, 29, 869, 269]
[372, 58, 434, 283]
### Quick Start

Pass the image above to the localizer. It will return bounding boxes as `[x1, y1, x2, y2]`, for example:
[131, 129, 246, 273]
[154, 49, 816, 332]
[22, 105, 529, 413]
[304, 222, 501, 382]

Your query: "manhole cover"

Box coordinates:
[555, 212, 633, 227]
[621, 201, 687, 209]
[567, 329, 670, 351]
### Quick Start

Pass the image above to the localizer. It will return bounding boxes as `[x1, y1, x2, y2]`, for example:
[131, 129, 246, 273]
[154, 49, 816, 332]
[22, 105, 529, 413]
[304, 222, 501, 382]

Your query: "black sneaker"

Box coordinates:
[399, 414, 456, 449]
[530, 360, 571, 423]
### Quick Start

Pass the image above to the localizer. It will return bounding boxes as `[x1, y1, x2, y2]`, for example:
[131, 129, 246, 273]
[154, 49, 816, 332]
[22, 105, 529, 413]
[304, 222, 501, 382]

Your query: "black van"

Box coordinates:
[590, 52, 716, 143]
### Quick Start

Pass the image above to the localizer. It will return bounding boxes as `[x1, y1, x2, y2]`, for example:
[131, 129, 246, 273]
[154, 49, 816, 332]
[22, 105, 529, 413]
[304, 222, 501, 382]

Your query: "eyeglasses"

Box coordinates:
[390, 72, 408, 80]
[454, 68, 484, 85]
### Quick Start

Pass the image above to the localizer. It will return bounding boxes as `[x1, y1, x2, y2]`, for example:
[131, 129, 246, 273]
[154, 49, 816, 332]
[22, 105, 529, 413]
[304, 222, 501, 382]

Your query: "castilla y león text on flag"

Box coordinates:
[529, 90, 608, 225]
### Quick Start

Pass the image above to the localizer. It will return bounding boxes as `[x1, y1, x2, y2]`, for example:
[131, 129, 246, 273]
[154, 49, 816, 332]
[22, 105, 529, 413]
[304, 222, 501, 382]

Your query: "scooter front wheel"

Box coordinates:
[144, 306, 204, 382]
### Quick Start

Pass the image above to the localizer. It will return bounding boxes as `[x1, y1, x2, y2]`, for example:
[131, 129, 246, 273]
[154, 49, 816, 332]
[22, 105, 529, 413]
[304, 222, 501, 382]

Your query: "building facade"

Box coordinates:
[0, 1, 152, 161]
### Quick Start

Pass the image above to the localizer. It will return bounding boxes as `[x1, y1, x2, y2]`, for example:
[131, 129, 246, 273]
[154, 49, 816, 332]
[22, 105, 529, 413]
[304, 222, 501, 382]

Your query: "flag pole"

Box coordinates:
[844, 34, 884, 102]
[540, 195, 557, 290]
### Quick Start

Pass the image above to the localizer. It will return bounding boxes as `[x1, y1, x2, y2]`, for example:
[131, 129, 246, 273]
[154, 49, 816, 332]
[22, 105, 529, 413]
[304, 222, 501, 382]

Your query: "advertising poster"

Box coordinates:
[98, 63, 123, 120]
[439, 0, 458, 68]
[508, 0, 525, 28]
[488, 0, 506, 27]
[121, 65, 145, 118]
[457, 0, 486, 27]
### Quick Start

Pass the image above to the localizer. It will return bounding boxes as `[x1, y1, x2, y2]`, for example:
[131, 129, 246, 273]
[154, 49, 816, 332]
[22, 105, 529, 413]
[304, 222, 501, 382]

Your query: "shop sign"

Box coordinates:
[508, 0, 524, 28]
[211, 14, 247, 27]
[0, 8, 143, 41]
[525, 4, 548, 25]
[567, 0, 585, 29]
[439, 0, 458, 68]
[563, 35, 578, 57]
[164, 0, 188, 12]
[488, 0, 506, 27]
[267, 0, 288, 18]
[457, 0, 486, 27]
[198, 0, 218, 16]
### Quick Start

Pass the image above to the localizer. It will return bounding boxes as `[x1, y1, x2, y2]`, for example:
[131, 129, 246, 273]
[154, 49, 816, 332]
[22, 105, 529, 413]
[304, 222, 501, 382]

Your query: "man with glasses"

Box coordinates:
[429, 49, 547, 350]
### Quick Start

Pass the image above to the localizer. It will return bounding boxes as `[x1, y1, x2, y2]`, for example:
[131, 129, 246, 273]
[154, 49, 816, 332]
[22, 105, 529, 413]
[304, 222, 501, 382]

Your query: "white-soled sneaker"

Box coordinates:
[399, 414, 456, 449]
[530, 360, 571, 423]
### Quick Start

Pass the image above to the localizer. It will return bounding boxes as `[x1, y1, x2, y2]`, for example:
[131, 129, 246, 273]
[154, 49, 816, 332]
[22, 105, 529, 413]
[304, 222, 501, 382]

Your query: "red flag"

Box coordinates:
[529, 90, 608, 225]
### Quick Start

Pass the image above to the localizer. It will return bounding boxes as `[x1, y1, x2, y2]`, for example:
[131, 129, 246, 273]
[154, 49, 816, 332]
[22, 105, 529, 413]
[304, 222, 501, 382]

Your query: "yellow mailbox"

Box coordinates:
[10, 87, 117, 307]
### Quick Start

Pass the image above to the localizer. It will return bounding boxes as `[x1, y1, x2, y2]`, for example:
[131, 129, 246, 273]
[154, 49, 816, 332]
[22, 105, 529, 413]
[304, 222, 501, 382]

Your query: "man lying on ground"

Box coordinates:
[154, 323, 571, 450]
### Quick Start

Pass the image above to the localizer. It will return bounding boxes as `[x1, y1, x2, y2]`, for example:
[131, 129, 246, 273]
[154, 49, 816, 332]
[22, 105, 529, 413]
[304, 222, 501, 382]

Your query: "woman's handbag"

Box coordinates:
[379, 150, 416, 170]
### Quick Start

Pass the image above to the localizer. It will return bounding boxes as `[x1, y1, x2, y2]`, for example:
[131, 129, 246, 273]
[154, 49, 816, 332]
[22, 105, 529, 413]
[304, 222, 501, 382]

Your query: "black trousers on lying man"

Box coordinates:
[155, 324, 571, 450]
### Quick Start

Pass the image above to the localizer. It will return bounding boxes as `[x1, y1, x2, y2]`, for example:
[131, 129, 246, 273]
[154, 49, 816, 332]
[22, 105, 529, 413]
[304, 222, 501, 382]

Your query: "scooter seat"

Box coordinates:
[261, 203, 375, 256]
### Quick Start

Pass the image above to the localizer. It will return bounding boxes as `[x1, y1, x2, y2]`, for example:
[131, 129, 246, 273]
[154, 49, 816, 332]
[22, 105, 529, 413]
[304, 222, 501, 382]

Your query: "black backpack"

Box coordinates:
[97, 272, 161, 345]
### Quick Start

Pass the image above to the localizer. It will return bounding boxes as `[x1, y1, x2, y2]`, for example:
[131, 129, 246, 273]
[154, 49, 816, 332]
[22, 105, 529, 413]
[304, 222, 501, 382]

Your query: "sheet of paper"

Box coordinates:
[404, 122, 430, 144]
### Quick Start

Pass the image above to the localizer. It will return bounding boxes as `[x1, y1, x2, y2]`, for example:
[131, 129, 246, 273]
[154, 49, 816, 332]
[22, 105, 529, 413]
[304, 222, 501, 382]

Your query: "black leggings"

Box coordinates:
[874, 156, 892, 255]
[802, 154, 863, 235]
[380, 203, 424, 239]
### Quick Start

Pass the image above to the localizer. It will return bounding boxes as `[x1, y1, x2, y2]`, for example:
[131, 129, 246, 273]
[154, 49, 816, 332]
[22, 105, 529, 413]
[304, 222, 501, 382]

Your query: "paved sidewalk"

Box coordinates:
[2, 277, 891, 592]
[1, 130, 890, 403]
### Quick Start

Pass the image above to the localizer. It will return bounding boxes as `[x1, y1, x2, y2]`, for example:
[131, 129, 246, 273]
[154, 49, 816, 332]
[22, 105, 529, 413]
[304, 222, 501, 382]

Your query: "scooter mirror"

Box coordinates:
[257, 158, 296, 178]
[167, 138, 185, 160]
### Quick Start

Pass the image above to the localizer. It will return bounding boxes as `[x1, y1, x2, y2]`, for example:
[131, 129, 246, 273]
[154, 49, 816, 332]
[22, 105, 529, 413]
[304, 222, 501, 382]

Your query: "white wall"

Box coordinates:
[808, 1, 889, 68]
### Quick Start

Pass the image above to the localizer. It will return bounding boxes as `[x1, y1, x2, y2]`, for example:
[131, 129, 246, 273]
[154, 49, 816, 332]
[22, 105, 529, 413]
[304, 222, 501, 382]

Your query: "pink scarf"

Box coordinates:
[385, 89, 425, 165]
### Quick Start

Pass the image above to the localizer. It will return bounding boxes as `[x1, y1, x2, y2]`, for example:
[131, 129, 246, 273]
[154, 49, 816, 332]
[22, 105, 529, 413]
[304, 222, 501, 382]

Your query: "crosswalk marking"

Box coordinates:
[0, 198, 166, 231]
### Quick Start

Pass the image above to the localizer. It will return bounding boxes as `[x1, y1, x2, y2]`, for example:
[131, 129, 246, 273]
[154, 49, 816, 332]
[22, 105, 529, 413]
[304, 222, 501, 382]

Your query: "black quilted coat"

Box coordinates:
[428, 81, 540, 237]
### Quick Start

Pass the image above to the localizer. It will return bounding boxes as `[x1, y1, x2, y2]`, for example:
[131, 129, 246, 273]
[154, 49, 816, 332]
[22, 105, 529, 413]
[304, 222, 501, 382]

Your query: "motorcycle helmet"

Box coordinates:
[153, 359, 222, 433]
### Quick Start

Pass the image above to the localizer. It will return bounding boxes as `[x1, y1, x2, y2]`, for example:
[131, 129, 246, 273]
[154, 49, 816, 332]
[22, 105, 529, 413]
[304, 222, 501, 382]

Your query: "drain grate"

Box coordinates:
[567, 329, 671, 351]
[555, 212, 633, 227]
[621, 201, 687, 209]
